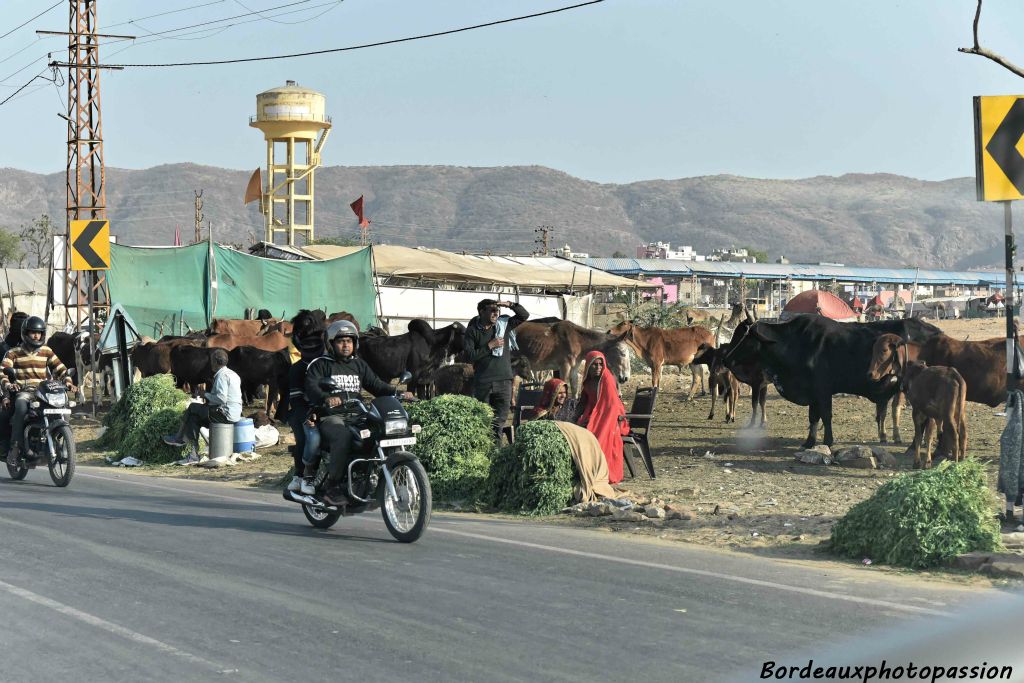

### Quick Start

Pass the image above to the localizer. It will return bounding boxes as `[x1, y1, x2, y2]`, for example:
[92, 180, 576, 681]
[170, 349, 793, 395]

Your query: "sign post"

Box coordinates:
[974, 96, 1024, 397]
[69, 219, 110, 416]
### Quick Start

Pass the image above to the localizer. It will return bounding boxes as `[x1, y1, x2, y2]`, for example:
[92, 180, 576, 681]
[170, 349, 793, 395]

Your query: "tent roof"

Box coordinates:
[300, 245, 650, 289]
[782, 290, 857, 320]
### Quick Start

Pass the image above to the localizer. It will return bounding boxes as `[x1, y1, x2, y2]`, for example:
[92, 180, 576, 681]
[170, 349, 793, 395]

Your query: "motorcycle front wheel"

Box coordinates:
[302, 504, 342, 529]
[380, 455, 432, 543]
[48, 425, 76, 487]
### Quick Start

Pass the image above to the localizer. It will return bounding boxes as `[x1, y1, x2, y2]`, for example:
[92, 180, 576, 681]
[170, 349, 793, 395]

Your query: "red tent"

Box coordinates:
[782, 290, 857, 321]
[866, 290, 912, 308]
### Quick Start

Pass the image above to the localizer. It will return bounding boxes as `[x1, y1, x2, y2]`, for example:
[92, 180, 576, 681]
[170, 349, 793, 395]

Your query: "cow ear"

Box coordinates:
[751, 324, 776, 344]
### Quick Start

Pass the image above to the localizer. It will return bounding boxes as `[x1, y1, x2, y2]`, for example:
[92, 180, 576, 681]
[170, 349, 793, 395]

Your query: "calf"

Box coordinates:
[132, 337, 204, 378]
[902, 361, 968, 469]
[693, 344, 739, 423]
[608, 321, 712, 398]
[431, 363, 475, 397]
[228, 346, 290, 418]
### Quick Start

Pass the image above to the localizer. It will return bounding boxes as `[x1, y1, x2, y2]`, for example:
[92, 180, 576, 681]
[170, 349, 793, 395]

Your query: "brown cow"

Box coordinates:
[209, 318, 274, 336]
[609, 321, 714, 398]
[902, 360, 968, 469]
[205, 331, 291, 353]
[868, 333, 1004, 407]
[513, 320, 630, 396]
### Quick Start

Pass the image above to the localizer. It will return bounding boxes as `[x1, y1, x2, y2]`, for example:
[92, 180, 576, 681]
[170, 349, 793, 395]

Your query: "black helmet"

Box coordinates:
[21, 316, 46, 350]
[325, 320, 359, 354]
[292, 332, 324, 355]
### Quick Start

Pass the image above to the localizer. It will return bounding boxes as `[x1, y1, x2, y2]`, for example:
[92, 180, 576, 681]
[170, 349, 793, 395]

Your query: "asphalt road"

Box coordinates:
[0, 466, 1007, 683]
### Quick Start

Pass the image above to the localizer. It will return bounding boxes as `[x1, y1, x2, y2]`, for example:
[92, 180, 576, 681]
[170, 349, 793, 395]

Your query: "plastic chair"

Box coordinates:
[621, 387, 657, 479]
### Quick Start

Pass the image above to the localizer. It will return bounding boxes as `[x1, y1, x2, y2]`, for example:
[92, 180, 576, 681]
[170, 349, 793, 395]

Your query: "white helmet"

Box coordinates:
[325, 320, 359, 353]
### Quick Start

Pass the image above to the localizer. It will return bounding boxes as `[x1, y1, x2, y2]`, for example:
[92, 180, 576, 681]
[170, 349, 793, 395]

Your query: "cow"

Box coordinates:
[132, 337, 205, 378]
[692, 344, 740, 423]
[902, 361, 968, 469]
[709, 329, 771, 429]
[725, 315, 942, 448]
[431, 363, 475, 397]
[208, 318, 277, 337]
[169, 344, 217, 395]
[867, 333, 1004, 408]
[513, 320, 630, 397]
[205, 331, 291, 353]
[608, 321, 713, 398]
[228, 346, 290, 418]
[47, 330, 115, 400]
[359, 319, 466, 396]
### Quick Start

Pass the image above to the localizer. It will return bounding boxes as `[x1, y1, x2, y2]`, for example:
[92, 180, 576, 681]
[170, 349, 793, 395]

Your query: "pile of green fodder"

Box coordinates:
[98, 374, 191, 464]
[485, 420, 575, 515]
[407, 394, 494, 501]
[829, 460, 1002, 568]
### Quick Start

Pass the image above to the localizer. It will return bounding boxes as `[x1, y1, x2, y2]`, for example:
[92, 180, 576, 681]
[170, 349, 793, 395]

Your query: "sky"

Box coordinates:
[3, 0, 1024, 184]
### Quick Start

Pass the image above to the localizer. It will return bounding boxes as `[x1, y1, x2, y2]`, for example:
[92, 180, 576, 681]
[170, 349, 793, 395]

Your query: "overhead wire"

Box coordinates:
[0, 67, 55, 107]
[0, 1, 63, 42]
[230, 0, 342, 26]
[100, 1, 230, 30]
[98, 0, 606, 67]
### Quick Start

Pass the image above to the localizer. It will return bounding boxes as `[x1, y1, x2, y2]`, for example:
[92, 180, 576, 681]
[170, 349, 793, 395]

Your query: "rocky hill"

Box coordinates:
[0, 163, 1007, 269]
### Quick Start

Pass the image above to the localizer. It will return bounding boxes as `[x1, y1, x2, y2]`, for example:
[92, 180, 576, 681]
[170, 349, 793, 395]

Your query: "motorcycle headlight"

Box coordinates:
[45, 392, 68, 407]
[385, 418, 408, 435]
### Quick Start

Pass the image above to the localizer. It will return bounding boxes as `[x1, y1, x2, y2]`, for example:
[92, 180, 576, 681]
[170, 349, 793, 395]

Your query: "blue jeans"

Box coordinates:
[302, 423, 321, 468]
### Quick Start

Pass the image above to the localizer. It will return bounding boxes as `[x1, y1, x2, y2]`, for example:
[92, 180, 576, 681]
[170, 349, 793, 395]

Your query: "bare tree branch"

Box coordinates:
[958, 0, 1024, 79]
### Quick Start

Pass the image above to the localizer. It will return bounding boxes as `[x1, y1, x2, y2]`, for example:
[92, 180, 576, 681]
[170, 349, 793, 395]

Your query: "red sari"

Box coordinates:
[576, 350, 628, 484]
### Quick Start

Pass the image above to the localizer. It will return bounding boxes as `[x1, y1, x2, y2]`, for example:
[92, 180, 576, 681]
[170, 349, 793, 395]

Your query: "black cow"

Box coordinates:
[694, 342, 769, 429]
[359, 319, 466, 396]
[726, 316, 941, 448]
[228, 345, 290, 418]
[169, 345, 217, 395]
[47, 330, 114, 398]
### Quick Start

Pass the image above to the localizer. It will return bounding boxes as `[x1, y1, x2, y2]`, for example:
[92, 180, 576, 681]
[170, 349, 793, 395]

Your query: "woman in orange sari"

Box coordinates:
[527, 377, 574, 421]
[575, 350, 628, 484]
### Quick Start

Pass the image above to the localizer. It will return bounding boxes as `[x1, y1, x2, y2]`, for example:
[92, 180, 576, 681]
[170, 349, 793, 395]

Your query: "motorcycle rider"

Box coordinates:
[304, 320, 413, 506]
[1, 316, 74, 466]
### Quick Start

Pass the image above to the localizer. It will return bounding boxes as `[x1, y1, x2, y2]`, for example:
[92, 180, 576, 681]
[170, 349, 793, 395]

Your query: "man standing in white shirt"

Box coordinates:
[163, 348, 243, 463]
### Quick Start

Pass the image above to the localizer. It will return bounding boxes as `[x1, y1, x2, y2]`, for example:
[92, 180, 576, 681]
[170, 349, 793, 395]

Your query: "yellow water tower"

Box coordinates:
[249, 80, 331, 245]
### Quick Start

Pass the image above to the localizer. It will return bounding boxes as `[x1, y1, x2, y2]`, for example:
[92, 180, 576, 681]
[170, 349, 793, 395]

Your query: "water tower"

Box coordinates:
[249, 80, 331, 245]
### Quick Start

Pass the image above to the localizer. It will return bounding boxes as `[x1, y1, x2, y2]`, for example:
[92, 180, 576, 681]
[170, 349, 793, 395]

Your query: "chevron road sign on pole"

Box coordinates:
[70, 219, 110, 270]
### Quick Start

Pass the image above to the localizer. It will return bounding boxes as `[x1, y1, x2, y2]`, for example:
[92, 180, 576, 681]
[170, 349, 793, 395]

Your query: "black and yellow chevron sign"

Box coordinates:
[974, 95, 1024, 202]
[70, 219, 110, 270]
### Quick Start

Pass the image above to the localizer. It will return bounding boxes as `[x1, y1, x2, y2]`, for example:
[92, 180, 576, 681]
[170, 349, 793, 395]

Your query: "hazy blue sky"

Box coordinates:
[3, 0, 1024, 183]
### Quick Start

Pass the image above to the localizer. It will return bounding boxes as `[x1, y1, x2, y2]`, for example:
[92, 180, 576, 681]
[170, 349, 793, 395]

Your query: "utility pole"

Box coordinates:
[193, 190, 204, 244]
[534, 225, 552, 256]
[41, 2, 132, 328]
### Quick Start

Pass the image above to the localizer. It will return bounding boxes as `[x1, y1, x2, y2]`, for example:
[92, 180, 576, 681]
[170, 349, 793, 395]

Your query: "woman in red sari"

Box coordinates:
[575, 350, 628, 484]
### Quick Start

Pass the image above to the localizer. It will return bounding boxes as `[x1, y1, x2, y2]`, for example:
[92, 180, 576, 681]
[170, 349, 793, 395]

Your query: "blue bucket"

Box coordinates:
[233, 418, 256, 453]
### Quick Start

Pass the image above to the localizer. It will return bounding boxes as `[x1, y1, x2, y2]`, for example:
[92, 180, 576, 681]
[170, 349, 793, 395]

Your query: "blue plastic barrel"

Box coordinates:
[233, 418, 256, 453]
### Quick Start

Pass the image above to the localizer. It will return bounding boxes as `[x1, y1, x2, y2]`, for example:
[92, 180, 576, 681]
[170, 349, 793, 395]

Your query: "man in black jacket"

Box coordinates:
[463, 298, 529, 444]
[304, 320, 412, 506]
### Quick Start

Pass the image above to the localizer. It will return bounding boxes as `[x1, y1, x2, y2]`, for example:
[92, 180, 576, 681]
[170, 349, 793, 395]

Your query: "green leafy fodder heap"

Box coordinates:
[485, 420, 574, 515]
[98, 374, 190, 463]
[407, 394, 494, 501]
[829, 460, 1001, 569]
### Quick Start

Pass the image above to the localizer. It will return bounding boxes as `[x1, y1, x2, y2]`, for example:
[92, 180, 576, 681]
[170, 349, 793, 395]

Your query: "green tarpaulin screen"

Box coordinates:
[106, 243, 377, 336]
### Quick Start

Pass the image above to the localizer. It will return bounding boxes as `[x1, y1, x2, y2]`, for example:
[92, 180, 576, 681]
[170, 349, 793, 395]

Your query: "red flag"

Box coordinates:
[174, 225, 181, 247]
[350, 195, 370, 228]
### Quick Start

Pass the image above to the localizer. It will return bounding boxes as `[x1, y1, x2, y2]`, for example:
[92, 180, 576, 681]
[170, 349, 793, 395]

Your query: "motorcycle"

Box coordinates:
[5, 378, 77, 487]
[283, 372, 432, 543]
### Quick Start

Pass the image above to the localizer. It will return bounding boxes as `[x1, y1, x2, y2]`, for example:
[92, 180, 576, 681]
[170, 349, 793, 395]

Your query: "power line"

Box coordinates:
[101, 1, 230, 30]
[94, 0, 605, 68]
[0, 1, 63, 42]
[230, 0, 342, 25]
[104, 0, 317, 44]
[0, 68, 54, 107]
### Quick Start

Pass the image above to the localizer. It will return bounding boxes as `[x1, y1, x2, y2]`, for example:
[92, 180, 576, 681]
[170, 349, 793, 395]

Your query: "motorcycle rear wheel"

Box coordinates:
[302, 504, 342, 529]
[48, 425, 76, 487]
[380, 456, 432, 543]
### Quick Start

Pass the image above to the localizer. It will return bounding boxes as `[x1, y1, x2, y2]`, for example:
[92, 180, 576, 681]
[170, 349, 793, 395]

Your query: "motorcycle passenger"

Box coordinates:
[285, 328, 325, 494]
[304, 320, 412, 506]
[1, 316, 74, 466]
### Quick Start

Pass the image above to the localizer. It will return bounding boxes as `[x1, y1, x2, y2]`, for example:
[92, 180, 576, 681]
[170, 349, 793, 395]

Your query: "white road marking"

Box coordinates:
[77, 469, 956, 617]
[0, 578, 233, 673]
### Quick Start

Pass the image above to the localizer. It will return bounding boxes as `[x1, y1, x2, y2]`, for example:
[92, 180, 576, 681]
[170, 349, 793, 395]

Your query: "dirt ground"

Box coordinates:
[68, 315, 1018, 584]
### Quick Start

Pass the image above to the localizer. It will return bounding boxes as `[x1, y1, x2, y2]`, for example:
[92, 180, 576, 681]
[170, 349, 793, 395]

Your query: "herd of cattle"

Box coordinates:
[24, 301, 1006, 469]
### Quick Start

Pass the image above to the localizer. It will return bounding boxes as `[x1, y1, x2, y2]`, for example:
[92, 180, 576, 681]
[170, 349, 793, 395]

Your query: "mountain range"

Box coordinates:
[0, 163, 1008, 270]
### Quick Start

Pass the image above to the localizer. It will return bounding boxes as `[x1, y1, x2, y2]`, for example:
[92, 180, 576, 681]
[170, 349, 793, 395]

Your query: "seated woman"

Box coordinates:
[526, 378, 575, 421]
[575, 350, 629, 484]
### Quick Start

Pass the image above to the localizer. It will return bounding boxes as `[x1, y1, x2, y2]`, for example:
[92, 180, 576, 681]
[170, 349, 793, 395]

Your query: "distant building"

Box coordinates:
[708, 246, 755, 263]
[557, 244, 589, 259]
[635, 241, 704, 261]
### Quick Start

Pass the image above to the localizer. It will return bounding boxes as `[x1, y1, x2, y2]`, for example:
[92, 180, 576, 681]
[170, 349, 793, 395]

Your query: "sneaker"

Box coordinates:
[300, 477, 316, 496]
[286, 476, 302, 492]
[174, 452, 201, 466]
[162, 434, 186, 447]
[323, 487, 349, 507]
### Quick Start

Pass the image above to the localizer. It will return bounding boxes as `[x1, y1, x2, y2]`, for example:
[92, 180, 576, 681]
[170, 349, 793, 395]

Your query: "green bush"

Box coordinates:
[829, 460, 1002, 569]
[407, 394, 494, 501]
[484, 421, 575, 515]
[99, 375, 190, 462]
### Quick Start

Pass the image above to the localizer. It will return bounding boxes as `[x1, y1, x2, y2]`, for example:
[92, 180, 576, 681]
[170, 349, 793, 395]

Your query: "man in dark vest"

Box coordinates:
[463, 299, 529, 444]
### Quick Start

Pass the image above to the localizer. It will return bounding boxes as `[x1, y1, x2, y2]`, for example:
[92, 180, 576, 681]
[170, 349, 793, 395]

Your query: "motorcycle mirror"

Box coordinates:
[398, 371, 413, 385]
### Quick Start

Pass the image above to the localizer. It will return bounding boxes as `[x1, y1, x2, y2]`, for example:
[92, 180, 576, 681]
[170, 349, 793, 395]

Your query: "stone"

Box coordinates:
[795, 450, 832, 465]
[1001, 532, 1024, 549]
[951, 552, 995, 572]
[981, 555, 1024, 579]
[839, 455, 878, 470]
[834, 445, 874, 462]
[665, 508, 695, 521]
[586, 502, 613, 517]
[610, 507, 646, 522]
[645, 507, 666, 519]
[869, 447, 899, 469]
[712, 502, 740, 516]
[676, 486, 701, 498]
